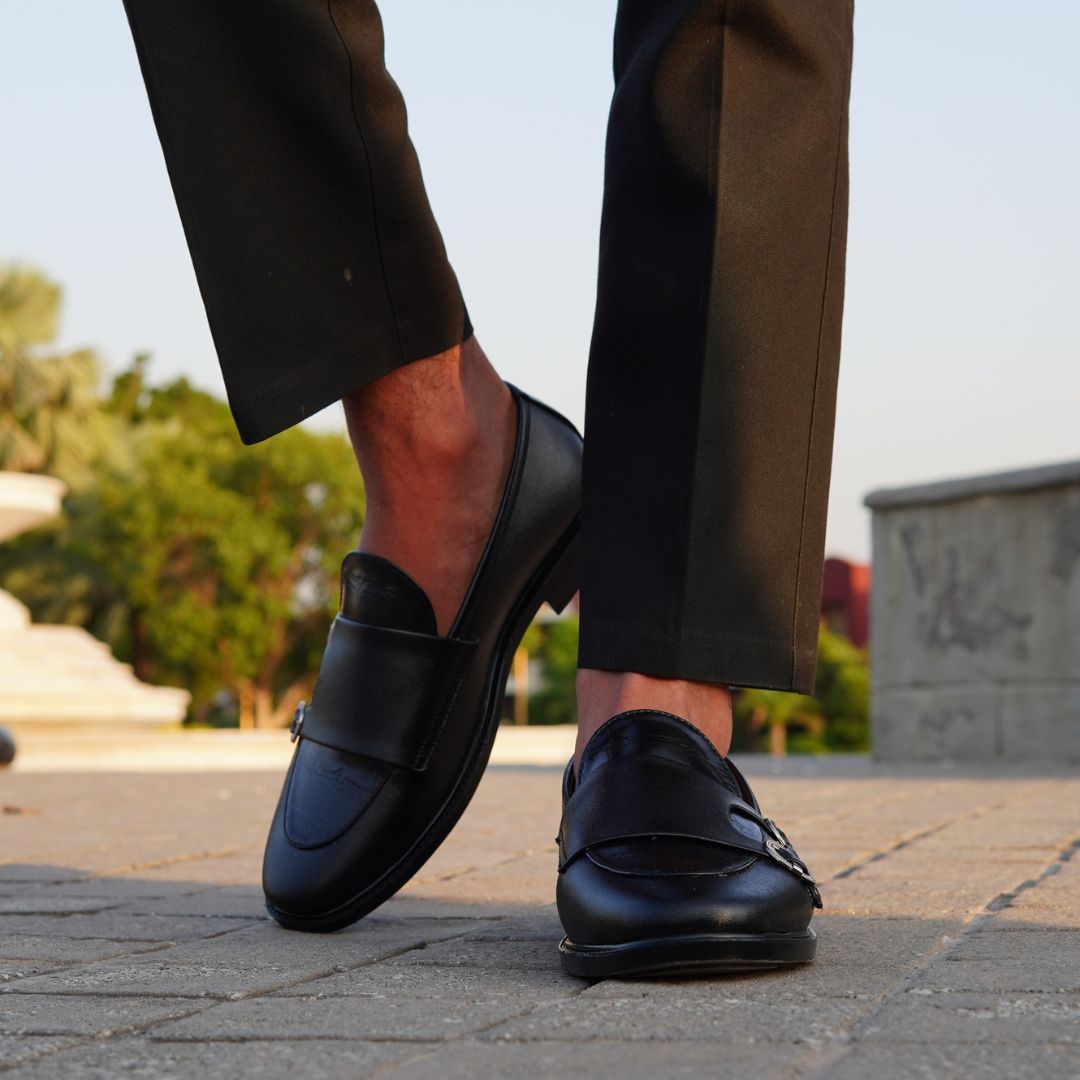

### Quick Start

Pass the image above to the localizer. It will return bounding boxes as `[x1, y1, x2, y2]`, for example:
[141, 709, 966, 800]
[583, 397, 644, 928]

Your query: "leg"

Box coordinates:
[122, 0, 472, 444]
[575, 670, 733, 764]
[344, 336, 516, 634]
[124, 0, 515, 631]
[123, 0, 584, 933]
[576, 0, 853, 762]
[558, 0, 852, 978]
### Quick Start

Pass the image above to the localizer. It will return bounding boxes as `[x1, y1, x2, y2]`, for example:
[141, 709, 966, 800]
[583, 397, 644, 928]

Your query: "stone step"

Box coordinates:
[0, 631, 150, 684]
[0, 617, 189, 729]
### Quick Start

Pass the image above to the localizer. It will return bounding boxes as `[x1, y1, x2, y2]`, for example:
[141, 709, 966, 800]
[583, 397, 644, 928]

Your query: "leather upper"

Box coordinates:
[292, 616, 477, 771]
[263, 386, 582, 921]
[556, 711, 821, 947]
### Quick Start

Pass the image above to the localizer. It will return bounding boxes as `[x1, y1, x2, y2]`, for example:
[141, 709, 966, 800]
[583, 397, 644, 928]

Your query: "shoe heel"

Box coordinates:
[544, 528, 581, 614]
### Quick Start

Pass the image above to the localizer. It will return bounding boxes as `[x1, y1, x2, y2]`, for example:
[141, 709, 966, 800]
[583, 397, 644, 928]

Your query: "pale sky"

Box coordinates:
[3, 1, 1078, 561]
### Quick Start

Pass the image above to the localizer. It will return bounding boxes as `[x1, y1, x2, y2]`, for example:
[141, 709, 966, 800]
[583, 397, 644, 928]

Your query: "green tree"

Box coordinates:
[811, 629, 870, 751]
[731, 627, 870, 753]
[0, 264, 121, 485]
[0, 356, 364, 728]
[520, 615, 579, 726]
[734, 687, 823, 755]
[103, 376, 363, 725]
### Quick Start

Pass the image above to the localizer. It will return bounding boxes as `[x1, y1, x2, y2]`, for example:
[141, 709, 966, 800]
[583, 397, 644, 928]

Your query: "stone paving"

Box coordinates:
[1, 757, 1079, 1078]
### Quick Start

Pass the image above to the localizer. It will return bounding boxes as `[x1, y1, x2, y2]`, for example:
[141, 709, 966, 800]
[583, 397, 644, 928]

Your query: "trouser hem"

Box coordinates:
[577, 618, 818, 695]
[229, 318, 474, 445]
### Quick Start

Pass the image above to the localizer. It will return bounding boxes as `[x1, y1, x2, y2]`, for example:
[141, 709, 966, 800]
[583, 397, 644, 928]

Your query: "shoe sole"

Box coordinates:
[266, 517, 581, 933]
[559, 928, 817, 979]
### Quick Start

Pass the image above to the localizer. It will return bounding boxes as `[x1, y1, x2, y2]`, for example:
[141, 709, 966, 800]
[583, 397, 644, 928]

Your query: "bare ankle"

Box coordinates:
[343, 336, 513, 481]
[574, 669, 733, 771]
[343, 336, 516, 634]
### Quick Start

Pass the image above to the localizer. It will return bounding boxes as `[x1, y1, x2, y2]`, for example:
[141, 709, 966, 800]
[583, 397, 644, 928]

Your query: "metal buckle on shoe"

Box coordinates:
[764, 817, 792, 848]
[762, 817, 813, 883]
[764, 834, 823, 909]
[764, 837, 813, 881]
[289, 700, 306, 743]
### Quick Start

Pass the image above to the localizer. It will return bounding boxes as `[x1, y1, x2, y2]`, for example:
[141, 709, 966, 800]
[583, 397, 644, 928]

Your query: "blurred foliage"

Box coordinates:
[520, 615, 580, 726]
[515, 615, 869, 751]
[731, 628, 870, 753]
[0, 268, 364, 727]
[1, 264, 871, 745]
[0, 264, 123, 487]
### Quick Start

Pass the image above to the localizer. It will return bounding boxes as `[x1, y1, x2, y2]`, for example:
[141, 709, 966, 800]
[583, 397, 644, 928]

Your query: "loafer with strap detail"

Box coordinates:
[556, 710, 822, 978]
[263, 385, 581, 932]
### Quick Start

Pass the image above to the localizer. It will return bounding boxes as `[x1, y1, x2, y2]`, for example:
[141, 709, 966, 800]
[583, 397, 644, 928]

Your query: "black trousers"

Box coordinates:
[123, 0, 853, 693]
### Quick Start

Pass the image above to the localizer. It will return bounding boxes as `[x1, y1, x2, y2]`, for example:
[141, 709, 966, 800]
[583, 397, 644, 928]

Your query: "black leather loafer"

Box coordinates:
[264, 386, 581, 932]
[556, 710, 822, 978]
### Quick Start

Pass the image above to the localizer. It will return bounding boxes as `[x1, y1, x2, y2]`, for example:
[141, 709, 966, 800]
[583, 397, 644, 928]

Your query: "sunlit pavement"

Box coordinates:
[1, 744, 1079, 1078]
[4, 724, 579, 773]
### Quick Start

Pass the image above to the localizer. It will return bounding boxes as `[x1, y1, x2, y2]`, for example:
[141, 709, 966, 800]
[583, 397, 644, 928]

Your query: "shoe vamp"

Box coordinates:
[558, 851, 814, 943]
[586, 838, 757, 876]
[284, 740, 390, 848]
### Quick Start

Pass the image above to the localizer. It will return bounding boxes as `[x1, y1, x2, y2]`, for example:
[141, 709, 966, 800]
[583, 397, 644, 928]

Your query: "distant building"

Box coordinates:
[821, 556, 870, 647]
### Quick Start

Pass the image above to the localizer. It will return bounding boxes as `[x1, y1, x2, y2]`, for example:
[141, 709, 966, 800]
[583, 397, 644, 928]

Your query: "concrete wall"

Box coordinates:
[865, 461, 1080, 762]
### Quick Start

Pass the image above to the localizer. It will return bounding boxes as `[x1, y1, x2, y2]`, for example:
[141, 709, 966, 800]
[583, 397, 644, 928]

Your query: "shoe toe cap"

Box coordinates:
[557, 842, 815, 947]
[262, 746, 396, 920]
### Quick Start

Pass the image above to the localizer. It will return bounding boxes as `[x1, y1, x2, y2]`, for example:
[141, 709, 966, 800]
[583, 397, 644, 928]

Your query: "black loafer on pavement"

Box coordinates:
[264, 386, 581, 932]
[556, 710, 822, 978]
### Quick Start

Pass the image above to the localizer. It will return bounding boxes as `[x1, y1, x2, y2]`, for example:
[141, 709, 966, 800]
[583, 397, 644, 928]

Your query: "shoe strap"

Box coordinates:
[557, 754, 821, 905]
[292, 615, 477, 771]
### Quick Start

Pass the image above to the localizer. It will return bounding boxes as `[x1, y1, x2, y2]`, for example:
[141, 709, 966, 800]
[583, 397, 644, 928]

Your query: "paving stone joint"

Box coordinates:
[1, 758, 1079, 1078]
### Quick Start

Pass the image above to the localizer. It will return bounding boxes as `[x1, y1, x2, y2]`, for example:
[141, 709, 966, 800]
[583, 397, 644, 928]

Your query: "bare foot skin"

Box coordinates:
[343, 336, 516, 635]
[574, 669, 733, 774]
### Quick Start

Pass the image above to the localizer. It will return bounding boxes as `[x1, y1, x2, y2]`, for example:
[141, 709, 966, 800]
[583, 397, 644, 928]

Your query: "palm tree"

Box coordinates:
[741, 688, 825, 756]
[0, 264, 120, 486]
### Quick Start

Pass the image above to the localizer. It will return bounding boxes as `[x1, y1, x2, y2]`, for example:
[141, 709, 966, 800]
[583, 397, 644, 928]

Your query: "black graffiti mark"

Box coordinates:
[900, 524, 927, 596]
[921, 548, 1033, 652]
[1049, 502, 1080, 582]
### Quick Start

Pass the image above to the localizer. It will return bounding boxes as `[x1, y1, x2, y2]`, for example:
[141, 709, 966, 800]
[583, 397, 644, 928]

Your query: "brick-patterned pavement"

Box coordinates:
[1, 756, 1079, 1078]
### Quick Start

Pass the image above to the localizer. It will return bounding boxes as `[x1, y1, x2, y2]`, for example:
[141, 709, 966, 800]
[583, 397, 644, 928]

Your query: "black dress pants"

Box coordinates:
[122, 0, 854, 694]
